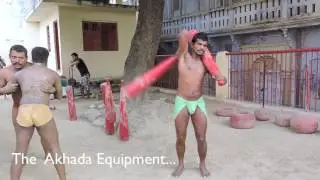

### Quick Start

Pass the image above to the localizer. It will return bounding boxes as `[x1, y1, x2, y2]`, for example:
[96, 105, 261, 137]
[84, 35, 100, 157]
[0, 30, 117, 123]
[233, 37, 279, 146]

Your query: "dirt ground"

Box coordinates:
[0, 92, 320, 180]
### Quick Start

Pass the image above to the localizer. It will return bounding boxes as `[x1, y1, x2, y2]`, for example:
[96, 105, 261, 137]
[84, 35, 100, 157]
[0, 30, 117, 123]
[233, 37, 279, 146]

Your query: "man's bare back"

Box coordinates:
[177, 52, 206, 100]
[14, 64, 59, 105]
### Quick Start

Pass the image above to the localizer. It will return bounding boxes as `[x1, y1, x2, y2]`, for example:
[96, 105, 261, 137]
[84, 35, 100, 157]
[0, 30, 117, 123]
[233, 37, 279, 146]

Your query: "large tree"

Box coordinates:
[123, 0, 165, 102]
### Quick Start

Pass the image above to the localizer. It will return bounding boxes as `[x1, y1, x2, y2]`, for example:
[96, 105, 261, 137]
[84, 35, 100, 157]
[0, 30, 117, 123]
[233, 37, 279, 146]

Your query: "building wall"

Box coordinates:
[159, 0, 320, 110]
[210, 36, 232, 52]
[20, 22, 41, 58]
[238, 31, 288, 49]
[15, 2, 59, 71]
[302, 26, 320, 48]
[58, 6, 136, 80]
[182, 0, 199, 14]
[0, 21, 41, 65]
[37, 6, 60, 72]
[0, 0, 40, 64]
[164, 0, 213, 19]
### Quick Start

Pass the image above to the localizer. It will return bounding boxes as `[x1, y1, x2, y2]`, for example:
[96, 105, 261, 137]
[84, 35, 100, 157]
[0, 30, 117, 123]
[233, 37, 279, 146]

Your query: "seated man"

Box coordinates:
[10, 47, 66, 180]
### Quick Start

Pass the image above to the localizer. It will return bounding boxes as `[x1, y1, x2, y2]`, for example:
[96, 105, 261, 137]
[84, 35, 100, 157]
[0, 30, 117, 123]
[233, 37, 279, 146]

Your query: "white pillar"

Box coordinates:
[215, 51, 230, 99]
[280, 0, 288, 19]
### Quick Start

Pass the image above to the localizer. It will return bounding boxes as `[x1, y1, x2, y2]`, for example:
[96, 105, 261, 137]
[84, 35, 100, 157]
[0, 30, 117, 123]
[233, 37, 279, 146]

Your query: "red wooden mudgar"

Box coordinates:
[119, 80, 129, 141]
[66, 86, 77, 121]
[101, 80, 116, 135]
[122, 56, 177, 99]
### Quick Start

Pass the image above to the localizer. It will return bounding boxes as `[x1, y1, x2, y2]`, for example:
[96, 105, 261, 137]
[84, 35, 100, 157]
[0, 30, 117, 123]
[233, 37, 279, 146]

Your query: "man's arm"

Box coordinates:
[176, 30, 189, 59]
[70, 60, 79, 66]
[53, 74, 63, 100]
[0, 74, 5, 95]
[0, 70, 5, 85]
[0, 70, 18, 94]
[202, 49, 227, 85]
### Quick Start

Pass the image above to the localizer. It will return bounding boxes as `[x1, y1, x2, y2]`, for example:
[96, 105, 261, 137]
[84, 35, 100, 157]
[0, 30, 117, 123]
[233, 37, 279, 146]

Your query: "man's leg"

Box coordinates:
[84, 74, 90, 98]
[172, 108, 189, 177]
[191, 107, 210, 177]
[36, 119, 66, 180]
[12, 105, 19, 134]
[40, 137, 50, 158]
[10, 126, 34, 180]
[80, 74, 90, 98]
[80, 76, 85, 97]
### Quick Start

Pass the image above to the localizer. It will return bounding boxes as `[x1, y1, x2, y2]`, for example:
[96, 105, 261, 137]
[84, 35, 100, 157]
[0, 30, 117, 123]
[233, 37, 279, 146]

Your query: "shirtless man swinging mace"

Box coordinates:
[171, 31, 226, 177]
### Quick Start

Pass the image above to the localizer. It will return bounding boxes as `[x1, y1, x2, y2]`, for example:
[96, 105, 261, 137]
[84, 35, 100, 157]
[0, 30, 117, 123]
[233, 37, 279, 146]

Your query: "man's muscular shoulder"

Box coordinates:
[0, 66, 13, 73]
[47, 68, 58, 75]
[0, 66, 18, 87]
[47, 68, 60, 80]
[0, 66, 15, 79]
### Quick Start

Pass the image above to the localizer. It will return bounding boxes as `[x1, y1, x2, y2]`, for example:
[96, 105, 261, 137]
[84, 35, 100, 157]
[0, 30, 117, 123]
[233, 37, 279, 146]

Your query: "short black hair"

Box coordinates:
[71, 52, 78, 57]
[191, 32, 208, 44]
[31, 47, 49, 64]
[9, 45, 28, 57]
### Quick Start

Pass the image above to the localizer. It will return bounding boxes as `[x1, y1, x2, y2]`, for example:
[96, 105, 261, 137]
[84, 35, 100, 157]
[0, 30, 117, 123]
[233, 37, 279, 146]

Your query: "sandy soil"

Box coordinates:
[0, 92, 320, 180]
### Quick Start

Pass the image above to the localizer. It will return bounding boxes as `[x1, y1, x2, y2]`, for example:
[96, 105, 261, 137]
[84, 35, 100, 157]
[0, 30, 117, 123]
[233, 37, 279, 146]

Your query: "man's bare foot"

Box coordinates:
[200, 164, 210, 177]
[172, 164, 184, 177]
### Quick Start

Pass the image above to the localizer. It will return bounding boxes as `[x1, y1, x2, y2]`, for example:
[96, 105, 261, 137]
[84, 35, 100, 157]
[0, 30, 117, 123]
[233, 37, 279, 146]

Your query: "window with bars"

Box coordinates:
[82, 21, 118, 51]
[173, 0, 180, 11]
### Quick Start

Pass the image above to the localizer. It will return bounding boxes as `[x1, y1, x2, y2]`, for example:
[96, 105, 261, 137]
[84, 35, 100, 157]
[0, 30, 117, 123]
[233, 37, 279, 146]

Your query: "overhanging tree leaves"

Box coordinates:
[123, 0, 165, 101]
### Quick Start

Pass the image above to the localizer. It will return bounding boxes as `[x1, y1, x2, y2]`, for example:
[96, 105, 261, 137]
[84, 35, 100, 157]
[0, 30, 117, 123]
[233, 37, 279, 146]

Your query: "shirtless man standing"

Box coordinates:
[0, 45, 52, 157]
[171, 31, 226, 177]
[10, 47, 66, 180]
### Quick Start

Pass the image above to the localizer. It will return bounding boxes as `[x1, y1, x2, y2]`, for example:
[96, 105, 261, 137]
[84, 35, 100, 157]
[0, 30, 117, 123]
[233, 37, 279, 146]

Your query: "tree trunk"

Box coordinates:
[123, 0, 165, 103]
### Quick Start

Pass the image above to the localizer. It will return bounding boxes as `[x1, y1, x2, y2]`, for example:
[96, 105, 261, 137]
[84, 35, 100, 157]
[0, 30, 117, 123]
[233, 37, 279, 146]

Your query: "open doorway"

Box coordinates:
[53, 20, 61, 71]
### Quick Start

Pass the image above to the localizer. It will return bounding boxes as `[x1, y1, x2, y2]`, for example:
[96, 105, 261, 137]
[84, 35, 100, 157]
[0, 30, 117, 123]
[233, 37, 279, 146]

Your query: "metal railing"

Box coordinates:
[227, 48, 320, 112]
